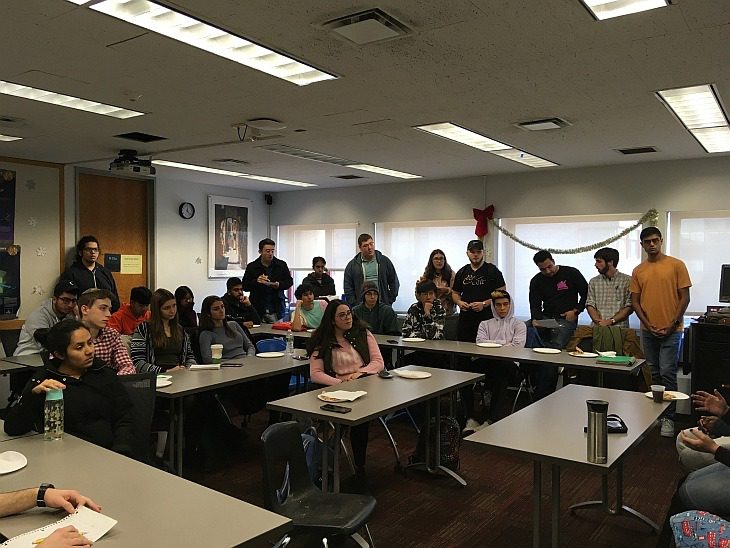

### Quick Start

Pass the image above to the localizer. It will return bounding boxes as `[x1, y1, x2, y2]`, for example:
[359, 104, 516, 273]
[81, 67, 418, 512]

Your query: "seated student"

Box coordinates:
[175, 285, 197, 328]
[79, 289, 135, 375]
[221, 277, 262, 328]
[198, 295, 256, 362]
[307, 300, 384, 475]
[15, 280, 79, 356]
[108, 286, 152, 336]
[0, 485, 100, 546]
[131, 288, 197, 374]
[467, 290, 527, 429]
[291, 283, 327, 331]
[401, 280, 446, 368]
[302, 256, 336, 298]
[351, 282, 400, 336]
[5, 320, 134, 456]
[418, 249, 457, 315]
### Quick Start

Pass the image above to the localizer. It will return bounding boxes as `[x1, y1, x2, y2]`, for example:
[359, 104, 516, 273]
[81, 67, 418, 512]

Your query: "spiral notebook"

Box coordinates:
[1, 505, 117, 547]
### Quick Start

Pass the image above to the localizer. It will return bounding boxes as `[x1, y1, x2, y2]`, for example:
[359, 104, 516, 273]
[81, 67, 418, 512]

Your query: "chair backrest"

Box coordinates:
[116, 373, 157, 463]
[256, 338, 286, 353]
[0, 328, 21, 357]
[260, 421, 316, 512]
[524, 325, 545, 349]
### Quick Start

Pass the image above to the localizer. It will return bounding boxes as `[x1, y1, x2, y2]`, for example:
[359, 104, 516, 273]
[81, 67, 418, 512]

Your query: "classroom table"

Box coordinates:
[267, 366, 484, 492]
[155, 354, 307, 476]
[0, 434, 291, 547]
[465, 384, 670, 548]
[0, 353, 43, 373]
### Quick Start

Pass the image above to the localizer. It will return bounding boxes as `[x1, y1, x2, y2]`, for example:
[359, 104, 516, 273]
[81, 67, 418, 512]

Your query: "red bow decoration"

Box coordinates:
[473, 205, 494, 238]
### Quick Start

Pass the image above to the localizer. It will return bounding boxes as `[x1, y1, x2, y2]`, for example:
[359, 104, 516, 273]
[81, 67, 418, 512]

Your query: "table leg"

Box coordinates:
[333, 423, 341, 493]
[321, 422, 329, 493]
[597, 371, 604, 387]
[167, 398, 176, 472]
[533, 461, 541, 548]
[551, 464, 560, 548]
[176, 397, 184, 477]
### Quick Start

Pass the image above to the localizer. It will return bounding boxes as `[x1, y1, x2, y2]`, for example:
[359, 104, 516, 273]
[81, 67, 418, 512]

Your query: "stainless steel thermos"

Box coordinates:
[586, 399, 609, 464]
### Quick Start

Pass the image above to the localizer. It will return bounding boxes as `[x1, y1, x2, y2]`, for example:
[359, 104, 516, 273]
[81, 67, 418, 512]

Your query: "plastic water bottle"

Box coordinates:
[286, 329, 294, 356]
[44, 389, 64, 441]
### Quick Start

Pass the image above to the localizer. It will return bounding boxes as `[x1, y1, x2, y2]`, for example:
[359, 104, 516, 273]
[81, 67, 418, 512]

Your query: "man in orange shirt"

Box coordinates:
[630, 226, 691, 438]
[108, 286, 152, 336]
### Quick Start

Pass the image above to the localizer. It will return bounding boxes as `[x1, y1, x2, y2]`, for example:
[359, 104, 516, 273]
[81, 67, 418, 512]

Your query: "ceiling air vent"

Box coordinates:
[212, 158, 251, 166]
[115, 132, 167, 143]
[333, 175, 364, 180]
[323, 9, 411, 45]
[516, 118, 571, 131]
[615, 146, 658, 155]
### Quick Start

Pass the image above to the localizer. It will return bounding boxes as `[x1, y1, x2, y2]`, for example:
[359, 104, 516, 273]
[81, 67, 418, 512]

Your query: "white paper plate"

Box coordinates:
[157, 374, 172, 381]
[402, 337, 426, 342]
[252, 324, 261, 328]
[156, 379, 172, 388]
[569, 351, 598, 358]
[317, 390, 368, 402]
[644, 390, 689, 401]
[533, 348, 561, 354]
[476, 342, 502, 348]
[597, 351, 617, 357]
[393, 370, 432, 379]
[0, 451, 28, 474]
[258, 351, 285, 358]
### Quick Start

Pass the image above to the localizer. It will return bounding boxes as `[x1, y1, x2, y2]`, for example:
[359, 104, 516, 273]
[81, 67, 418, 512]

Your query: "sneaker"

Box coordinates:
[660, 418, 675, 438]
[462, 418, 481, 434]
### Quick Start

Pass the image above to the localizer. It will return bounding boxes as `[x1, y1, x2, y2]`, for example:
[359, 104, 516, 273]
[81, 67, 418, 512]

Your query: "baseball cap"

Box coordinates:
[54, 280, 80, 297]
[467, 239, 484, 251]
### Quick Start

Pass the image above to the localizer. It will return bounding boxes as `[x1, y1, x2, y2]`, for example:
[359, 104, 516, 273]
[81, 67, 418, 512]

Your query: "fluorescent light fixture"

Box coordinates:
[580, 0, 668, 20]
[345, 164, 422, 179]
[65, 0, 90, 4]
[0, 80, 144, 119]
[89, 0, 336, 86]
[0, 134, 23, 142]
[415, 122, 510, 152]
[151, 160, 317, 187]
[657, 84, 730, 153]
[415, 122, 558, 168]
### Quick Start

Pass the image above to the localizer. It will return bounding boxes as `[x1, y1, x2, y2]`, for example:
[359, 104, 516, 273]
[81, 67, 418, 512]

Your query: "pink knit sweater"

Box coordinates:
[309, 331, 384, 386]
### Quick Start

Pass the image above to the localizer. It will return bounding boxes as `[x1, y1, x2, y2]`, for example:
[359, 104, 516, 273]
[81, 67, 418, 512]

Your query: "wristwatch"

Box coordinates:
[610, 317, 616, 325]
[36, 483, 54, 507]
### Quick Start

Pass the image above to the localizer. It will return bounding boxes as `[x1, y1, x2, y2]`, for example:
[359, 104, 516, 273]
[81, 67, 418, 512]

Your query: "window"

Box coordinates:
[497, 214, 644, 320]
[668, 210, 730, 315]
[376, 220, 476, 313]
[276, 223, 358, 298]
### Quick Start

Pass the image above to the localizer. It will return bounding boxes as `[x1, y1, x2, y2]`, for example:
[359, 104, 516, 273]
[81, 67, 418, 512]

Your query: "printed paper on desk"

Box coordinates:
[189, 363, 221, 370]
[1, 505, 117, 547]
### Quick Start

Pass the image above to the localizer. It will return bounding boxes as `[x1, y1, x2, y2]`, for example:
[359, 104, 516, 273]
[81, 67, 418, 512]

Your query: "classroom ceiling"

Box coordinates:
[1, 0, 729, 191]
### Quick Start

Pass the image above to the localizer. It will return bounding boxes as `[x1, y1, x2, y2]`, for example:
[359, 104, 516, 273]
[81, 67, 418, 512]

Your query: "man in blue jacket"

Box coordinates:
[343, 233, 399, 306]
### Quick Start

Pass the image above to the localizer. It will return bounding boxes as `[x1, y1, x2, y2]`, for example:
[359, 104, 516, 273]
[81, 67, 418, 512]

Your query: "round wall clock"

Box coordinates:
[179, 202, 195, 219]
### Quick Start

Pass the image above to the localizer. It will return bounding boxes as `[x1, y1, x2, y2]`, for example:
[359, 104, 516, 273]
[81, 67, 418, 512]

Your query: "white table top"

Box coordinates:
[267, 366, 483, 426]
[465, 384, 670, 472]
[155, 355, 306, 398]
[0, 434, 291, 546]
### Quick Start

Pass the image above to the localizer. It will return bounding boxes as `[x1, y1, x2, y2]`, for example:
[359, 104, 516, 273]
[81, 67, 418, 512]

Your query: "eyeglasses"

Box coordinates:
[56, 297, 78, 305]
[336, 310, 353, 320]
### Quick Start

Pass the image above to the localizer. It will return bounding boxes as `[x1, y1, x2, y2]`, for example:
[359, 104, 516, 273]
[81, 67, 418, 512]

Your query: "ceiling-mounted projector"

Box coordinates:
[109, 149, 156, 175]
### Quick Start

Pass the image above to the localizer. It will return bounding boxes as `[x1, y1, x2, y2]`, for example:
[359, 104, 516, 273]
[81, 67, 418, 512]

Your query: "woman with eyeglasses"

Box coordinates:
[307, 300, 384, 475]
[60, 235, 121, 312]
[418, 249, 456, 315]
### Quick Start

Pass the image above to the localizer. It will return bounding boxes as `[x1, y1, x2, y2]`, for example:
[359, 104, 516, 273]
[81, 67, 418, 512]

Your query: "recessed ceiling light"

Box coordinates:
[151, 160, 316, 187]
[656, 84, 730, 153]
[415, 122, 558, 168]
[0, 79, 144, 119]
[345, 164, 421, 179]
[85, 0, 336, 86]
[0, 134, 23, 142]
[580, 0, 668, 21]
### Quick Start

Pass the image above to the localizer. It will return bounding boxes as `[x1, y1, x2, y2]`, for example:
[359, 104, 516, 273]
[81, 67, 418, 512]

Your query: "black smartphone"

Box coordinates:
[320, 404, 352, 414]
[386, 339, 399, 344]
[378, 369, 393, 379]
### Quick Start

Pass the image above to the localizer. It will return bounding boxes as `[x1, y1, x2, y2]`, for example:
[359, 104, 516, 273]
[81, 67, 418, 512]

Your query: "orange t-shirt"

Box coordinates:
[630, 255, 691, 332]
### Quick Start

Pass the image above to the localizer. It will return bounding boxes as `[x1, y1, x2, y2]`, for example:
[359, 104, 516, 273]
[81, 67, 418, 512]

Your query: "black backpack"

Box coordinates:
[409, 416, 461, 471]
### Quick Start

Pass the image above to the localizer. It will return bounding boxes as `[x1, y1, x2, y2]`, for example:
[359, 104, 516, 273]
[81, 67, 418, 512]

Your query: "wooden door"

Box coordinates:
[77, 173, 150, 304]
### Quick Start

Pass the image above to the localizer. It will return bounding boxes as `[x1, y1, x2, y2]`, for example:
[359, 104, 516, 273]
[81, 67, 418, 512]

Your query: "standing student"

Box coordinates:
[630, 226, 691, 438]
[131, 289, 197, 374]
[60, 235, 120, 312]
[343, 233, 399, 306]
[302, 256, 336, 298]
[585, 247, 633, 328]
[241, 238, 293, 322]
[307, 300, 384, 475]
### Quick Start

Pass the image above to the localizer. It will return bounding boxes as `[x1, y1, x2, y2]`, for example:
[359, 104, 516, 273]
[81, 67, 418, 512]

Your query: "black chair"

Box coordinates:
[261, 422, 376, 547]
[117, 372, 157, 463]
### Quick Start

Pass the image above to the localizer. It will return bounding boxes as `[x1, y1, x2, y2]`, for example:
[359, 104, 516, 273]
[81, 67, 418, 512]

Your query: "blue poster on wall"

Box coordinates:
[0, 169, 16, 246]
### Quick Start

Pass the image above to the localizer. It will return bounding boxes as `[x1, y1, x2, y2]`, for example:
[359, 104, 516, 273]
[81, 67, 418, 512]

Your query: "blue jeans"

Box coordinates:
[641, 330, 681, 418]
[679, 462, 730, 515]
[530, 319, 577, 399]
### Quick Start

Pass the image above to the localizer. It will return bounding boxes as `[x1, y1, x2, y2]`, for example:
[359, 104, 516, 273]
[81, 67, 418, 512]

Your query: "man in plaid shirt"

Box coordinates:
[79, 289, 136, 375]
[585, 247, 633, 328]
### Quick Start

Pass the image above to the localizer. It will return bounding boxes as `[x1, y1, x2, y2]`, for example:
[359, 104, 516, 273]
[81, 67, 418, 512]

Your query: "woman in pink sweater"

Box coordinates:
[307, 300, 384, 472]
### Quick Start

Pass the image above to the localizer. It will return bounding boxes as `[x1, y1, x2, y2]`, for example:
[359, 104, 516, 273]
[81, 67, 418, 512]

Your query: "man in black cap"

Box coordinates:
[452, 239, 506, 433]
[14, 280, 79, 356]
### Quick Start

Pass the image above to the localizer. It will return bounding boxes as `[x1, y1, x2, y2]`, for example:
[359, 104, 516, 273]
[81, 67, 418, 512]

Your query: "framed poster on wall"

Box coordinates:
[208, 195, 252, 278]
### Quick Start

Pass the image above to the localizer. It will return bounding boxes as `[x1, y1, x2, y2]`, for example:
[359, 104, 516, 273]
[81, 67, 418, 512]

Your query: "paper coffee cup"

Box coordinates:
[211, 344, 223, 363]
[651, 384, 665, 403]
